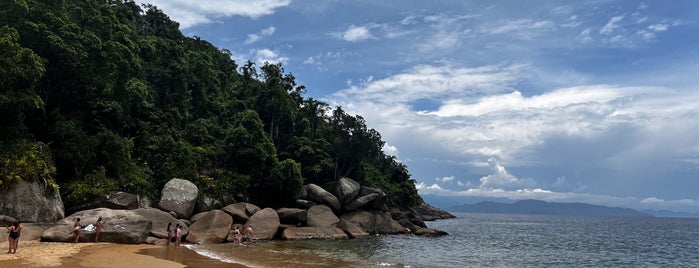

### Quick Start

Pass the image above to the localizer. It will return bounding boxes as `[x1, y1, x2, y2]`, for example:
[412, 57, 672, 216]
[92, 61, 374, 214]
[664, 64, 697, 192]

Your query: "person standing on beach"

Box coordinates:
[175, 224, 182, 248]
[74, 218, 82, 243]
[166, 222, 173, 247]
[94, 217, 103, 242]
[232, 226, 242, 245]
[243, 225, 254, 244]
[6, 222, 21, 253]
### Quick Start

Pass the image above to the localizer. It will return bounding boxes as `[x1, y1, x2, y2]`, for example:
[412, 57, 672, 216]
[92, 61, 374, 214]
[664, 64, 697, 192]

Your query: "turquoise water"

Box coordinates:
[186, 213, 699, 267]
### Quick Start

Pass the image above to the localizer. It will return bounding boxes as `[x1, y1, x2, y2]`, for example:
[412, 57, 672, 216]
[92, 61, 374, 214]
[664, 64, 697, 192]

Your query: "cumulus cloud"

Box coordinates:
[479, 158, 535, 189]
[245, 26, 276, 44]
[136, 0, 291, 29]
[382, 142, 399, 158]
[253, 48, 288, 65]
[436, 176, 455, 183]
[336, 25, 375, 42]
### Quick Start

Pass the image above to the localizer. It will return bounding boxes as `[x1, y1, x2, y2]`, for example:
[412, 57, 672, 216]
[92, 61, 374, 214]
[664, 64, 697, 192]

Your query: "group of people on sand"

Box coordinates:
[231, 224, 255, 245]
[163, 222, 254, 247]
[165, 222, 183, 247]
[6, 222, 22, 254]
[72, 216, 103, 243]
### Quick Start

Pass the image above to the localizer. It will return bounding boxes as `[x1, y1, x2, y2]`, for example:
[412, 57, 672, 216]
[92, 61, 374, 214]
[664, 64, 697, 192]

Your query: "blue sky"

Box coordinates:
[136, 0, 699, 213]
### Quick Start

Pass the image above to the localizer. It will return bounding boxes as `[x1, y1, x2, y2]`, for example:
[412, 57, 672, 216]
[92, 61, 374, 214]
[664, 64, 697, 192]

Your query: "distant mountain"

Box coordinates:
[642, 209, 699, 218]
[450, 199, 653, 217]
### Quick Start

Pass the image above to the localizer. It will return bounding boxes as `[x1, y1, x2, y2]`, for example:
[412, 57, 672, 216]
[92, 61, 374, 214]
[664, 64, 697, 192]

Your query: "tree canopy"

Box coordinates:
[0, 0, 423, 210]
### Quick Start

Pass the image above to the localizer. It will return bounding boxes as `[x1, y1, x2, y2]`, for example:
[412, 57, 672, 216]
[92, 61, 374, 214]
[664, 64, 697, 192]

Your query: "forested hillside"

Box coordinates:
[0, 0, 423, 210]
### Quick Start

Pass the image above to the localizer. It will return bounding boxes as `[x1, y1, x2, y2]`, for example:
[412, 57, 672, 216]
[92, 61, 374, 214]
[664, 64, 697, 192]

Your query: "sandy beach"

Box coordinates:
[0, 240, 190, 268]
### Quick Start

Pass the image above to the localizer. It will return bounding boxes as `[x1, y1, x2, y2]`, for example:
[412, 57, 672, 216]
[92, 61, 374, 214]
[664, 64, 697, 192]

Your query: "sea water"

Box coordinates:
[182, 214, 699, 267]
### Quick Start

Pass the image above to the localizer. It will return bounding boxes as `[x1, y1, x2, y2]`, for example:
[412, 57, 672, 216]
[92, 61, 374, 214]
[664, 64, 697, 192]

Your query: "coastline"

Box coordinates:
[0, 240, 234, 268]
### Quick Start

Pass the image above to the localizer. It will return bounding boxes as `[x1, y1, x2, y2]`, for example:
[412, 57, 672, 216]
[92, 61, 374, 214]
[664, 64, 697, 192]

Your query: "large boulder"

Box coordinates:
[336, 219, 369, 238]
[0, 222, 53, 242]
[305, 184, 341, 210]
[276, 208, 306, 225]
[359, 186, 387, 211]
[340, 211, 374, 233]
[158, 178, 199, 219]
[222, 202, 261, 223]
[186, 210, 233, 244]
[340, 210, 404, 234]
[335, 177, 360, 205]
[42, 220, 152, 243]
[193, 196, 223, 214]
[306, 205, 339, 227]
[244, 208, 280, 240]
[343, 193, 380, 211]
[0, 180, 64, 222]
[98, 191, 139, 210]
[0, 215, 18, 227]
[411, 204, 456, 221]
[281, 226, 348, 240]
[414, 227, 449, 237]
[295, 199, 315, 209]
[49, 207, 188, 239]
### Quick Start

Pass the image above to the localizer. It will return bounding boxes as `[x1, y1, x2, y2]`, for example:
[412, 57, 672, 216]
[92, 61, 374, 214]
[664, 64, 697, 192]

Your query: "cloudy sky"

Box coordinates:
[136, 0, 699, 213]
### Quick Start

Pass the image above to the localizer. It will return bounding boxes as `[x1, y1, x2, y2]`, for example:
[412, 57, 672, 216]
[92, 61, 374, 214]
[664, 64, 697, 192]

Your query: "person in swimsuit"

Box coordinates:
[243, 225, 254, 244]
[74, 218, 82, 243]
[175, 224, 182, 248]
[232, 226, 242, 245]
[7, 222, 21, 253]
[166, 222, 173, 247]
[94, 217, 103, 242]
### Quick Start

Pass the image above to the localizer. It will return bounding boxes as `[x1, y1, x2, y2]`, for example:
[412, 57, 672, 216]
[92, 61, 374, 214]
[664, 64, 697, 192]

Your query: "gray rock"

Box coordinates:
[99, 191, 139, 210]
[343, 193, 379, 211]
[336, 219, 369, 238]
[41, 220, 152, 243]
[276, 208, 307, 225]
[295, 199, 315, 209]
[186, 210, 233, 244]
[281, 226, 348, 240]
[359, 186, 387, 211]
[158, 178, 199, 219]
[54, 207, 188, 240]
[193, 196, 223, 214]
[0, 180, 64, 222]
[340, 211, 374, 233]
[340, 210, 404, 235]
[190, 212, 208, 223]
[411, 204, 456, 221]
[414, 227, 449, 237]
[0, 222, 53, 242]
[0, 215, 18, 227]
[244, 208, 280, 240]
[305, 184, 341, 210]
[335, 177, 360, 205]
[222, 202, 260, 223]
[306, 205, 339, 227]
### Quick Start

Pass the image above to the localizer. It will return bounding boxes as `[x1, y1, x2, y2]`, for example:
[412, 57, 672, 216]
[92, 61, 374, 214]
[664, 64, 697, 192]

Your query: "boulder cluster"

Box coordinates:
[3, 178, 453, 244]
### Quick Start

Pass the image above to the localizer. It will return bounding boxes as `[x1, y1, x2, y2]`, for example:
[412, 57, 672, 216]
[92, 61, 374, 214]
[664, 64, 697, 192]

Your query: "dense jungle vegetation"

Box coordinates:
[0, 0, 423, 210]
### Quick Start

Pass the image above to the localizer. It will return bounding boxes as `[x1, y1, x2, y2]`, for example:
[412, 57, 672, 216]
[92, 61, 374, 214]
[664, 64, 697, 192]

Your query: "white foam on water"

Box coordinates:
[185, 244, 260, 268]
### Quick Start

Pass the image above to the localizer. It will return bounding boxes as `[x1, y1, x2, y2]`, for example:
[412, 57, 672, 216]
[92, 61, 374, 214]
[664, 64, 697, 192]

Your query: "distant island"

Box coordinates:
[450, 199, 653, 217]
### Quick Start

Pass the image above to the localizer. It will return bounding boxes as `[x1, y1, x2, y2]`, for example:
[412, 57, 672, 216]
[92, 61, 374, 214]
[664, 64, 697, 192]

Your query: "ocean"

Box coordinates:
[145, 213, 699, 267]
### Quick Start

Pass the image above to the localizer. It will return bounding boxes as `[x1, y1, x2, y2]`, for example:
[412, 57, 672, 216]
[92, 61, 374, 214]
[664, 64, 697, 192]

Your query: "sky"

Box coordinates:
[135, 0, 699, 213]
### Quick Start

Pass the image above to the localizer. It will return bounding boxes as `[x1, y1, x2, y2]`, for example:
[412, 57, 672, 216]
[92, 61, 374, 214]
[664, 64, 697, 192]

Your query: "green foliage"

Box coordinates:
[0, 141, 58, 194]
[0, 0, 424, 209]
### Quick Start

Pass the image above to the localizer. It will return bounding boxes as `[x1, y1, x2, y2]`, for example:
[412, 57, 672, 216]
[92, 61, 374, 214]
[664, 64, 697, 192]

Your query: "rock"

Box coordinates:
[297, 185, 308, 199]
[306, 205, 340, 227]
[281, 226, 348, 240]
[276, 208, 306, 225]
[335, 177, 360, 205]
[222, 202, 260, 223]
[335, 219, 369, 238]
[0, 215, 18, 226]
[193, 196, 223, 214]
[397, 218, 418, 233]
[186, 210, 233, 244]
[41, 220, 152, 243]
[340, 211, 374, 233]
[158, 178, 199, 219]
[305, 184, 341, 210]
[409, 218, 427, 228]
[0, 222, 53, 242]
[414, 227, 449, 237]
[0, 180, 64, 222]
[343, 193, 380, 211]
[340, 210, 404, 234]
[99, 191, 139, 210]
[146, 236, 160, 245]
[359, 186, 387, 211]
[190, 212, 208, 223]
[295, 199, 315, 209]
[411, 204, 456, 221]
[244, 208, 280, 240]
[52, 207, 188, 240]
[225, 223, 245, 242]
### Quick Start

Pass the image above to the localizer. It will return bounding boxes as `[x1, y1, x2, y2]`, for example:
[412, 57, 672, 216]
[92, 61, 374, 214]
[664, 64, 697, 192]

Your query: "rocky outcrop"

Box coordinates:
[414, 227, 449, 237]
[343, 193, 380, 211]
[0, 215, 18, 226]
[335, 177, 360, 205]
[222, 202, 261, 223]
[186, 210, 233, 244]
[335, 219, 369, 238]
[158, 178, 199, 219]
[193, 196, 223, 214]
[306, 205, 339, 227]
[99, 191, 139, 210]
[281, 226, 348, 240]
[244, 208, 280, 240]
[358, 186, 387, 210]
[411, 204, 455, 221]
[340, 210, 403, 234]
[305, 184, 341, 210]
[42, 220, 152, 243]
[276, 208, 306, 225]
[0, 180, 64, 222]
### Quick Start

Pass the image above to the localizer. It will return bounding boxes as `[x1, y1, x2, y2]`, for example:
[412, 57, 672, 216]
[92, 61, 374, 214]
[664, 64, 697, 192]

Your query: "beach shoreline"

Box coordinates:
[0, 240, 233, 268]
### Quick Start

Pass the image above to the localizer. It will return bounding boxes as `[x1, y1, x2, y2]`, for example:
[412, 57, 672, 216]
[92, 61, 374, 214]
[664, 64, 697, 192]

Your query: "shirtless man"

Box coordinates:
[243, 225, 254, 244]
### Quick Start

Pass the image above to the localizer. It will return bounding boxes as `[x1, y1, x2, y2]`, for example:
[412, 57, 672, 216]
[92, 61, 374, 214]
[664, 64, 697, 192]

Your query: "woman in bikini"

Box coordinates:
[94, 217, 103, 242]
[74, 218, 82, 243]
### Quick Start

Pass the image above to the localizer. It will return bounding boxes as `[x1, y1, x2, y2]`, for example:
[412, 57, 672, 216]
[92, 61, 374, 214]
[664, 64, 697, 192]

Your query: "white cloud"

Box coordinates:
[648, 24, 669, 32]
[479, 158, 535, 189]
[253, 48, 288, 65]
[245, 26, 276, 44]
[485, 19, 556, 36]
[136, 0, 291, 29]
[382, 143, 399, 158]
[336, 25, 375, 42]
[436, 176, 455, 183]
[641, 197, 664, 204]
[600, 16, 624, 35]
